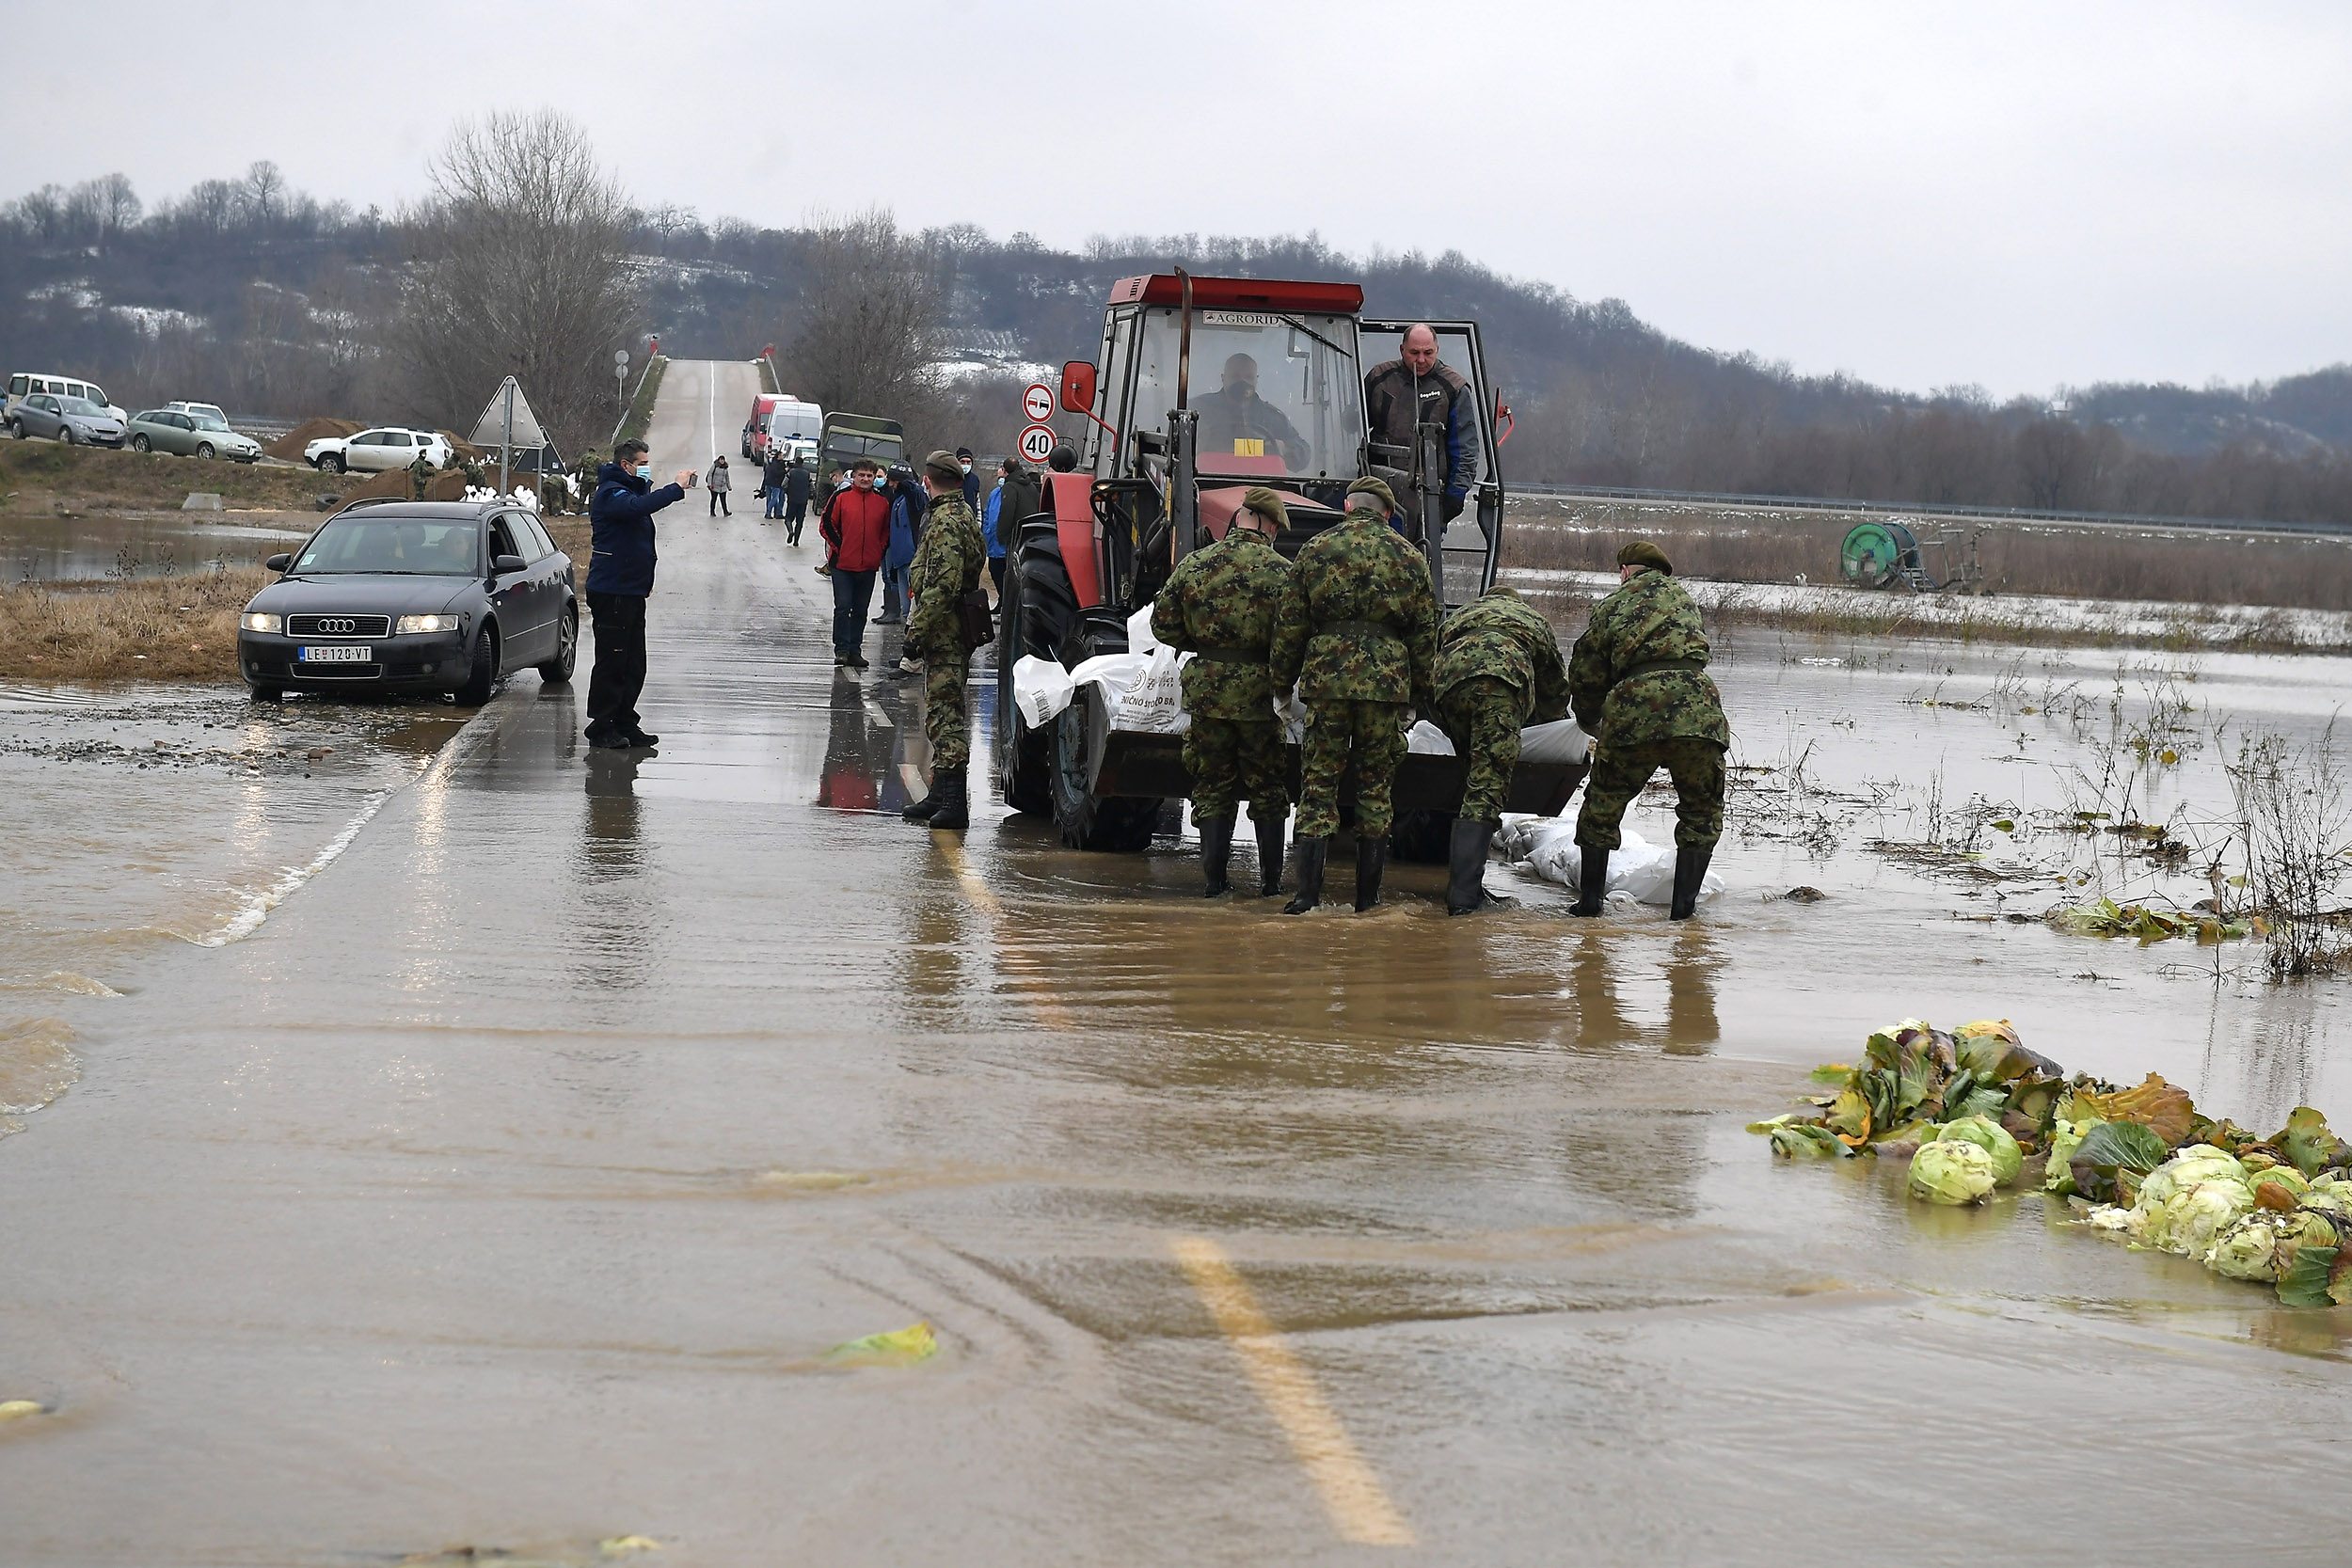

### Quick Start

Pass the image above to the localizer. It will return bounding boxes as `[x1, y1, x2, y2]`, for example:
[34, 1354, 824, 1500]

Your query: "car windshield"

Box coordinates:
[1130, 310, 1362, 480]
[769, 407, 821, 439]
[59, 398, 104, 418]
[294, 515, 481, 575]
[190, 412, 230, 431]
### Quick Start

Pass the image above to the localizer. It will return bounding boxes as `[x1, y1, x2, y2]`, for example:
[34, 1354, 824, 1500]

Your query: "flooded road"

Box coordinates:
[6, 363, 2351, 1564]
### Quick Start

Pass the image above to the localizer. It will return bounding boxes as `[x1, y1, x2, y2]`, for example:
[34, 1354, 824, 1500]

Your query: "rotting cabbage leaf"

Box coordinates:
[2062, 1073, 2199, 1148]
[1749, 1115, 1846, 1159]
[2274, 1243, 2348, 1308]
[2280, 1107, 2344, 1179]
[2211, 1211, 2338, 1283]
[1933, 1116, 2024, 1186]
[2045, 1117, 2105, 1196]
[2068, 1119, 2169, 1206]
[1911, 1140, 1998, 1206]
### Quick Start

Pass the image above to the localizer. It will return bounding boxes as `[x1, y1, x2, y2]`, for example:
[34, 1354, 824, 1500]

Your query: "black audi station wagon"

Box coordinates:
[236, 499, 578, 702]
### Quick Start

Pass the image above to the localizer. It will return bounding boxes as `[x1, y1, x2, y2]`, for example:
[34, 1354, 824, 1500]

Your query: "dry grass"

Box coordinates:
[1506, 498, 2352, 613]
[0, 438, 341, 514]
[0, 566, 269, 682]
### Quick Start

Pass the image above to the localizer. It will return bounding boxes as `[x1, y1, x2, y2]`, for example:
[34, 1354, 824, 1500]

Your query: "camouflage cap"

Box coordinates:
[1617, 539, 1674, 575]
[1344, 474, 1396, 514]
[1239, 486, 1289, 529]
[922, 449, 964, 485]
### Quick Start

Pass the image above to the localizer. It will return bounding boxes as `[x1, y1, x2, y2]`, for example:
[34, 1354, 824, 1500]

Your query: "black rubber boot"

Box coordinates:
[1669, 846, 1713, 920]
[902, 776, 943, 821]
[1353, 833, 1387, 912]
[1570, 842, 1610, 917]
[1254, 816, 1286, 896]
[1199, 816, 1235, 896]
[1446, 817, 1500, 915]
[929, 769, 970, 831]
[1282, 836, 1327, 914]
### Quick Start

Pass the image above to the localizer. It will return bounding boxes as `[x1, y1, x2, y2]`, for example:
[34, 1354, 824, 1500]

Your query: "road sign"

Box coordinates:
[613, 349, 629, 366]
[1022, 382, 1055, 423]
[1017, 423, 1057, 465]
[613, 362, 629, 380]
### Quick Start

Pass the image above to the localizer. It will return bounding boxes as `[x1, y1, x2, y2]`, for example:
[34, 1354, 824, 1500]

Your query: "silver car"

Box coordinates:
[127, 408, 264, 462]
[9, 393, 127, 447]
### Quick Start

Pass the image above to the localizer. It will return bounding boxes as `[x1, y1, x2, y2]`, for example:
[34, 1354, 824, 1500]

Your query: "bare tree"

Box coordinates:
[781, 209, 946, 422]
[245, 161, 284, 229]
[94, 173, 141, 238]
[388, 110, 641, 453]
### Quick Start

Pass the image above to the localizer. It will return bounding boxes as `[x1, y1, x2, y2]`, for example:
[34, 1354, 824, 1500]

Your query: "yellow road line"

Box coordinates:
[1171, 1236, 1417, 1547]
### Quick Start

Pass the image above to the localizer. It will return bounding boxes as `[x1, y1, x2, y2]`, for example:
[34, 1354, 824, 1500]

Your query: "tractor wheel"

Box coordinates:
[1050, 689, 1162, 852]
[993, 539, 1065, 816]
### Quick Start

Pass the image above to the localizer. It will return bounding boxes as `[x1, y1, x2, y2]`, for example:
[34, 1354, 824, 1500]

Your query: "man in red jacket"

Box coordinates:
[818, 458, 892, 670]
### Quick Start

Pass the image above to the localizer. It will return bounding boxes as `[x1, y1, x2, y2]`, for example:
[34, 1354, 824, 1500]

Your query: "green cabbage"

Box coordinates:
[1911, 1139, 1998, 1206]
[1933, 1115, 2024, 1186]
[2136, 1176, 2255, 1260]
[2248, 1165, 2310, 1199]
[2044, 1117, 2104, 1196]
[2136, 1146, 2248, 1211]
[2211, 1211, 2339, 1282]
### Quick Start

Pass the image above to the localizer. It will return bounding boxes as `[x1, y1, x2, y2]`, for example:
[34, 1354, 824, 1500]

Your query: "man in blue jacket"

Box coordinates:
[585, 437, 693, 751]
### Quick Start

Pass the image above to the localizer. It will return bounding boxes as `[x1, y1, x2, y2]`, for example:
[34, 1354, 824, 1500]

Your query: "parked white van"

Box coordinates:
[5, 372, 129, 425]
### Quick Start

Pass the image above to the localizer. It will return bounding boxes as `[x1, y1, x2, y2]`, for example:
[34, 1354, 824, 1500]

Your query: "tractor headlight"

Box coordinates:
[240, 612, 281, 633]
[395, 613, 461, 634]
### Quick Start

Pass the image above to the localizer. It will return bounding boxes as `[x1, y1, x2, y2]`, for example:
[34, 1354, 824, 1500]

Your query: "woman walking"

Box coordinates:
[707, 454, 733, 516]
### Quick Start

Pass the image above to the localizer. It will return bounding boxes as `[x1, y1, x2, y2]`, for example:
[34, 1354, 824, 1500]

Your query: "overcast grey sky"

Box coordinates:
[18, 0, 2350, 398]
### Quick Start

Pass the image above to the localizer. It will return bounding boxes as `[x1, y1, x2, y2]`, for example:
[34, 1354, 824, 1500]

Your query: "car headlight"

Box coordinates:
[395, 613, 461, 634]
[240, 612, 282, 633]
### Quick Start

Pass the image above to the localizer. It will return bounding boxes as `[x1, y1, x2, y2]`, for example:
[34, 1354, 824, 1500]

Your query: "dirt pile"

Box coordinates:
[263, 419, 360, 464]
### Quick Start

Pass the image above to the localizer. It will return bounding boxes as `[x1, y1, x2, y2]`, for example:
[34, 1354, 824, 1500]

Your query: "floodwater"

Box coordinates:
[5, 363, 2350, 1565]
[1, 511, 311, 582]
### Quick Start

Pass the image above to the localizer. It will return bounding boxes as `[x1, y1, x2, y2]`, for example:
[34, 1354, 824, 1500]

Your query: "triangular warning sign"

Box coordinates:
[468, 376, 549, 450]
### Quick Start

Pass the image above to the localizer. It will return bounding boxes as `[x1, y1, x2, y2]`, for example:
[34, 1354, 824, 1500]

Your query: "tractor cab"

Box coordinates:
[997, 272, 1577, 852]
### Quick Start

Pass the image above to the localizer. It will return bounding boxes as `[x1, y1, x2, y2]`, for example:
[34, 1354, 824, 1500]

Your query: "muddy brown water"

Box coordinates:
[2, 511, 312, 582]
[5, 363, 2349, 1564]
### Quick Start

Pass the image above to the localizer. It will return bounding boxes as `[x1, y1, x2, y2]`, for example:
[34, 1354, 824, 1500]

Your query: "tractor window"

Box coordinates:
[1132, 310, 1361, 482]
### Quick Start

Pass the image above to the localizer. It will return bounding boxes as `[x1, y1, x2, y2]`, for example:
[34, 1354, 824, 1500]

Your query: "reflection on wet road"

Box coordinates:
[5, 363, 2351, 1563]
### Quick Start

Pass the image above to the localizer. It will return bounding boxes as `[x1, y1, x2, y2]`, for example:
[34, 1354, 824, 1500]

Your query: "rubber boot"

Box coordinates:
[1446, 817, 1500, 916]
[1282, 836, 1327, 915]
[1199, 816, 1235, 897]
[902, 775, 944, 822]
[928, 769, 970, 831]
[1669, 846, 1713, 920]
[1353, 833, 1387, 912]
[1570, 842, 1610, 917]
[1254, 816, 1286, 896]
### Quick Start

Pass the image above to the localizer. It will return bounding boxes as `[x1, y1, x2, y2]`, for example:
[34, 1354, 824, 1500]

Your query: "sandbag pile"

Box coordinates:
[1749, 1018, 2352, 1307]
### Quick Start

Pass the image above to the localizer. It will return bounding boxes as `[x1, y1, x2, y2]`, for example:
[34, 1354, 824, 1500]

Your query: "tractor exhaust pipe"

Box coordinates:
[1170, 268, 1199, 558]
[1174, 267, 1192, 410]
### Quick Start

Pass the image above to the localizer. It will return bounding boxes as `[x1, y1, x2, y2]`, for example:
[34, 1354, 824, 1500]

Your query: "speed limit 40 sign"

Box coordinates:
[1017, 422, 1057, 465]
[1022, 381, 1055, 423]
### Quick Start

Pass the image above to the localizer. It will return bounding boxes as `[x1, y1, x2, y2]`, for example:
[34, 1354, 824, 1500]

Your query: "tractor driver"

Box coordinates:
[1195, 352, 1309, 470]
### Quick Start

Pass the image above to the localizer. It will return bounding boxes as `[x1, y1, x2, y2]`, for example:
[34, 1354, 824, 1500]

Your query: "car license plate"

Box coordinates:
[297, 644, 373, 663]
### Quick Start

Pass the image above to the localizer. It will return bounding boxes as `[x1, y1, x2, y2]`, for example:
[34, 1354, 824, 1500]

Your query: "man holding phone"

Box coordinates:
[584, 437, 695, 751]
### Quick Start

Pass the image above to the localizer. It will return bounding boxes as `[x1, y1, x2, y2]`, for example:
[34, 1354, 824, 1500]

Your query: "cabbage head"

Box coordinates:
[2045, 1117, 2104, 1196]
[2296, 1180, 2352, 1221]
[2137, 1177, 2256, 1260]
[2137, 1146, 2248, 1211]
[1911, 1139, 1999, 1206]
[2210, 1211, 2339, 1282]
[1933, 1115, 2024, 1186]
[2249, 1166, 2310, 1203]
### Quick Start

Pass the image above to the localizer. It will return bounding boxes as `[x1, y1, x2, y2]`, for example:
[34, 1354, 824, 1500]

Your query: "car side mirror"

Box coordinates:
[265, 553, 292, 572]
[1060, 360, 1097, 415]
[492, 554, 527, 576]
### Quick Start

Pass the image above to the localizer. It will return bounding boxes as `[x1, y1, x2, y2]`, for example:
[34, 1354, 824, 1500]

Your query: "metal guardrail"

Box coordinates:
[1504, 479, 2352, 539]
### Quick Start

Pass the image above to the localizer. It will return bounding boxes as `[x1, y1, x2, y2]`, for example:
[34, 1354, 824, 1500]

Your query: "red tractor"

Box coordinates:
[993, 271, 1584, 851]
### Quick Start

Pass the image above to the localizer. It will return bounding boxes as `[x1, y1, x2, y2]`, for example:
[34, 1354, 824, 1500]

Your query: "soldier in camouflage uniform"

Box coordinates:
[1432, 584, 1571, 914]
[1269, 475, 1439, 913]
[1567, 540, 1730, 919]
[1151, 485, 1298, 896]
[408, 449, 436, 502]
[900, 451, 987, 832]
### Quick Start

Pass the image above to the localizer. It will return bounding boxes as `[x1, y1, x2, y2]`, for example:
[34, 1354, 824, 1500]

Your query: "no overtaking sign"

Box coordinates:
[1023, 382, 1055, 423]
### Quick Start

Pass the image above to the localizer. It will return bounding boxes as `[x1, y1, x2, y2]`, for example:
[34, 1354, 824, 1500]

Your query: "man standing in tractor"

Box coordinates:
[1151, 486, 1298, 897]
[1270, 476, 1439, 914]
[1567, 541, 1730, 920]
[900, 451, 987, 832]
[1431, 584, 1571, 915]
[1363, 324, 1481, 528]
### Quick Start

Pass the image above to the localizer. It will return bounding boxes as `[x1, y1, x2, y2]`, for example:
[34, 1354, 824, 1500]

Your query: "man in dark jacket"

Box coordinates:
[1363, 324, 1482, 528]
[762, 451, 788, 519]
[956, 447, 980, 511]
[784, 458, 813, 545]
[584, 437, 692, 751]
[818, 458, 892, 669]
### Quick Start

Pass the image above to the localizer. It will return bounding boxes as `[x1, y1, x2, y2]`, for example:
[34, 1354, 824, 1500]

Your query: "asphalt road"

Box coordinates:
[6, 362, 2348, 1566]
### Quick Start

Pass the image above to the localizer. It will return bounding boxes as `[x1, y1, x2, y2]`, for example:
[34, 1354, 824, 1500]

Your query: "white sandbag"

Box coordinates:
[1407, 720, 1456, 755]
[1011, 655, 1077, 728]
[1113, 644, 1188, 733]
[1496, 817, 1723, 907]
[1518, 717, 1590, 763]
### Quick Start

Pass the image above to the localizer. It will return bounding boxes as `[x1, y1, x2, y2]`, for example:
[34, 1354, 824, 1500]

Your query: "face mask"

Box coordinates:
[960, 461, 971, 474]
[635, 464, 650, 480]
